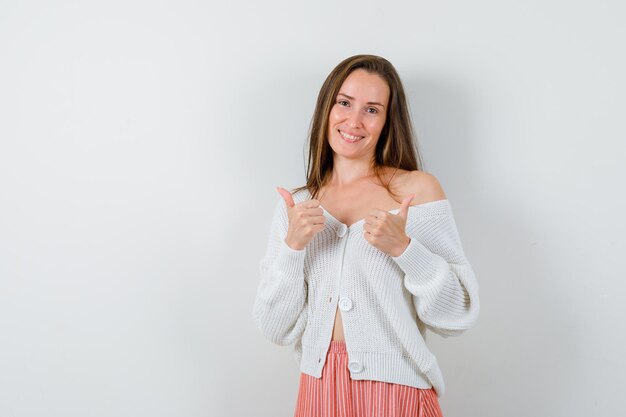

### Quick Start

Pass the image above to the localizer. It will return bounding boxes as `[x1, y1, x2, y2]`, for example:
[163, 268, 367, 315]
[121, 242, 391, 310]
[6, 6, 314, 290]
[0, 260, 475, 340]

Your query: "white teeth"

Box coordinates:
[339, 130, 363, 141]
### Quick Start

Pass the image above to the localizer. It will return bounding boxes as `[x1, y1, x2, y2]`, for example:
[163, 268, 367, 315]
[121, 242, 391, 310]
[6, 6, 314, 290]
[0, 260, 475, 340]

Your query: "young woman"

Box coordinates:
[253, 55, 480, 417]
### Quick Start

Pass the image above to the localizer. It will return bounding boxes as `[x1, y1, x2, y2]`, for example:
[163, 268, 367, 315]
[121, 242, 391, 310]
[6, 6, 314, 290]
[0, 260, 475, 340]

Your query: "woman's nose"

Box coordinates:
[347, 111, 363, 128]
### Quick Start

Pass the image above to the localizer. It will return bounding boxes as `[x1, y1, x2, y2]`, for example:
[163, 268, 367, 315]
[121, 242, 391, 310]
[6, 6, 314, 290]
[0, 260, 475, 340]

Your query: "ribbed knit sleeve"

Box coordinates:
[391, 205, 480, 338]
[252, 199, 308, 346]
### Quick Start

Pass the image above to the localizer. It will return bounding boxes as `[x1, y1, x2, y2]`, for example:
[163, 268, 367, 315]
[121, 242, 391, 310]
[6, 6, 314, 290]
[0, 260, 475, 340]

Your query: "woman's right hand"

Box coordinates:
[276, 187, 326, 250]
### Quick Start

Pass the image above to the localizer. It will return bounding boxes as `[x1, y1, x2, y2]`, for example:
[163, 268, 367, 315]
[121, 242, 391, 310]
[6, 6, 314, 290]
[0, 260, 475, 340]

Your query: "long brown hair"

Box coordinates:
[292, 54, 424, 202]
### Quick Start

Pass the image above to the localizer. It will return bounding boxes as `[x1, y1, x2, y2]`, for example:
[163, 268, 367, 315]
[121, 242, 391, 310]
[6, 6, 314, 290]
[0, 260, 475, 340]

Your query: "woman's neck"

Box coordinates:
[328, 155, 376, 187]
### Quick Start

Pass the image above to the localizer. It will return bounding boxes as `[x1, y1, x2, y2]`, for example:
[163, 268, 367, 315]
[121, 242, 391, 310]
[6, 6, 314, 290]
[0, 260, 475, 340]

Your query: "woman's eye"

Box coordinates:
[367, 107, 379, 114]
[337, 100, 349, 106]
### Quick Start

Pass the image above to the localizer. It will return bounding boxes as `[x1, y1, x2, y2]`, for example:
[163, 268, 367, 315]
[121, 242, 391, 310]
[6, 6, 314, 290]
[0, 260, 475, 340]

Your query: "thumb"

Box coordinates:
[398, 194, 415, 219]
[276, 186, 295, 208]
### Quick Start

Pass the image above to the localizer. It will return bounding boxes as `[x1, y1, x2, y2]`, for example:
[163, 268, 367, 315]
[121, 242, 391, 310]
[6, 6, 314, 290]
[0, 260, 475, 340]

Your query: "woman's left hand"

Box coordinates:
[363, 194, 414, 257]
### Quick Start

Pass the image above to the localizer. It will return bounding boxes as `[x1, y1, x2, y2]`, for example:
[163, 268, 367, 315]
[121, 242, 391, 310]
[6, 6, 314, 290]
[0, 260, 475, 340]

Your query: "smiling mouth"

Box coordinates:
[339, 130, 364, 142]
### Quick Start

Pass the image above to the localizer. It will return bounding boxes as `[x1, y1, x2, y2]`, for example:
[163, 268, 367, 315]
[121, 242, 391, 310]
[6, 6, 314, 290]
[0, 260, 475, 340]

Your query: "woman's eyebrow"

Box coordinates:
[337, 93, 386, 109]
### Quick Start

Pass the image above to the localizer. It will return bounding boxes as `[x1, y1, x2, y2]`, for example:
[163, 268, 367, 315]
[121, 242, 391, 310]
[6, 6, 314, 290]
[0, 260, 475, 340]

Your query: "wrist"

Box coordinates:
[284, 237, 305, 251]
[390, 235, 411, 257]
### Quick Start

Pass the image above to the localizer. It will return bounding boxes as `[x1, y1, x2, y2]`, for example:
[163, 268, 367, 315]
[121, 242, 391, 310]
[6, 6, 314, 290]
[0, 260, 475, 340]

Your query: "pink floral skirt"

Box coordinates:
[294, 340, 444, 417]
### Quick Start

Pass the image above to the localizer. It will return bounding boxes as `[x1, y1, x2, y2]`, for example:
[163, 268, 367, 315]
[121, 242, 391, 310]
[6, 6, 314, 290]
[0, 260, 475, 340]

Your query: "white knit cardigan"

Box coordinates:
[252, 189, 480, 398]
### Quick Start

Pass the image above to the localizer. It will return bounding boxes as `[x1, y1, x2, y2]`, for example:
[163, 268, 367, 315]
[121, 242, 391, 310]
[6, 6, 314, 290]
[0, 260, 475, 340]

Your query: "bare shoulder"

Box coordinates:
[402, 170, 447, 204]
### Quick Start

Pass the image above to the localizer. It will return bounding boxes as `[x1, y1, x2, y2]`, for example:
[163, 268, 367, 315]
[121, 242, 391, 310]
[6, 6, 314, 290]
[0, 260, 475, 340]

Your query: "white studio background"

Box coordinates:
[1, 1, 624, 416]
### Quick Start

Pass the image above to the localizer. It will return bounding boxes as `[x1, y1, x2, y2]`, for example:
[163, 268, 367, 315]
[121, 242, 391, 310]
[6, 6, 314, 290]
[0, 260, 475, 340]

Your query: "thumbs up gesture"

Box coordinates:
[363, 194, 415, 257]
[277, 187, 326, 250]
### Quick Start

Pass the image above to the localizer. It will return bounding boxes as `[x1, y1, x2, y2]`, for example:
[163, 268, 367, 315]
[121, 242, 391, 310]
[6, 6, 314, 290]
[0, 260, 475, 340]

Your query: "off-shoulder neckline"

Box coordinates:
[300, 189, 450, 229]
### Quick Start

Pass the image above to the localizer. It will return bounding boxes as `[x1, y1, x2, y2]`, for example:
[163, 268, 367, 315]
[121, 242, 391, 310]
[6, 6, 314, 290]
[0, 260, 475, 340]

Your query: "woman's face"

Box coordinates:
[327, 69, 390, 161]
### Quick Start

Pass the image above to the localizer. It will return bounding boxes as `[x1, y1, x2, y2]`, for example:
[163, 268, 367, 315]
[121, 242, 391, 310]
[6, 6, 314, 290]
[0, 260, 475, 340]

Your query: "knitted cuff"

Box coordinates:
[391, 236, 448, 283]
[273, 239, 306, 279]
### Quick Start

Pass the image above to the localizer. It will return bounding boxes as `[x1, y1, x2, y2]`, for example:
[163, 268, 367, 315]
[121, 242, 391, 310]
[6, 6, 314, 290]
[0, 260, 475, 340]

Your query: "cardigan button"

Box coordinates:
[336, 224, 348, 237]
[338, 297, 353, 311]
[348, 360, 363, 373]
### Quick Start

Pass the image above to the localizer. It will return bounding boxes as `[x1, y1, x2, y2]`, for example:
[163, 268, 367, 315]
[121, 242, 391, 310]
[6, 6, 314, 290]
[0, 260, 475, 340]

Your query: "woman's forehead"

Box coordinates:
[339, 69, 390, 103]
